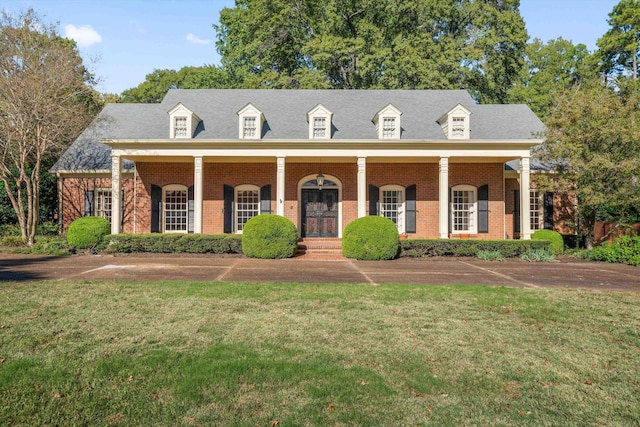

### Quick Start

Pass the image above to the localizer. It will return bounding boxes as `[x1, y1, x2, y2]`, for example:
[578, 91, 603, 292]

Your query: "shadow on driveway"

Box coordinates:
[0, 256, 60, 282]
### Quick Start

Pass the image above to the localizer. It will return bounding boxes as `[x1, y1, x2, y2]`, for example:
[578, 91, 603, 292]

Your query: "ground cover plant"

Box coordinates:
[1, 280, 639, 426]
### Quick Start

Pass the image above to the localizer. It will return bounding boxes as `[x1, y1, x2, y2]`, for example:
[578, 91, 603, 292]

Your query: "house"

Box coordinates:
[52, 89, 563, 241]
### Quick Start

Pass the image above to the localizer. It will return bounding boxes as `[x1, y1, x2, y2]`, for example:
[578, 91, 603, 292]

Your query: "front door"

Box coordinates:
[301, 189, 338, 237]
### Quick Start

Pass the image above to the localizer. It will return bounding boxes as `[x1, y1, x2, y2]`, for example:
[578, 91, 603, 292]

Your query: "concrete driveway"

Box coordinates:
[1, 253, 639, 291]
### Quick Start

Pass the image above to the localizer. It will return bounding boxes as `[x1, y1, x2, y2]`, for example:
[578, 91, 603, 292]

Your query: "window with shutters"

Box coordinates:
[380, 185, 405, 233]
[451, 185, 477, 234]
[163, 184, 188, 233]
[530, 189, 543, 231]
[95, 188, 112, 223]
[235, 185, 259, 233]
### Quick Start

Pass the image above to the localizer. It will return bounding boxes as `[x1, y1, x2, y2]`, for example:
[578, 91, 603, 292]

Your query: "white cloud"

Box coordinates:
[186, 33, 212, 45]
[64, 24, 102, 48]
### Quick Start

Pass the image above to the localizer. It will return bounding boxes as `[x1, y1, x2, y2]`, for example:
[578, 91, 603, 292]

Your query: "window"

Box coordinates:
[174, 116, 188, 138]
[313, 117, 327, 138]
[235, 185, 260, 233]
[451, 185, 477, 234]
[95, 189, 112, 223]
[380, 185, 405, 233]
[451, 117, 465, 138]
[163, 185, 188, 233]
[373, 104, 402, 139]
[243, 116, 257, 138]
[382, 118, 396, 138]
[530, 190, 543, 231]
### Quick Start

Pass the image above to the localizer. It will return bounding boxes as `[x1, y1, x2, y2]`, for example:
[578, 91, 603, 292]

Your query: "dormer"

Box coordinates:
[307, 104, 333, 139]
[168, 103, 201, 139]
[237, 103, 265, 139]
[437, 104, 471, 140]
[372, 104, 402, 139]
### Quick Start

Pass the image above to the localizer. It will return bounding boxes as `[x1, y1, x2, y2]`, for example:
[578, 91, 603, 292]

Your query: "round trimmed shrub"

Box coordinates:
[342, 216, 399, 260]
[67, 216, 111, 249]
[242, 214, 298, 259]
[531, 229, 564, 254]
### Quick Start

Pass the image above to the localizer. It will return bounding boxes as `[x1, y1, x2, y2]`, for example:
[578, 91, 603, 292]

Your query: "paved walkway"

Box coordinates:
[1, 253, 639, 291]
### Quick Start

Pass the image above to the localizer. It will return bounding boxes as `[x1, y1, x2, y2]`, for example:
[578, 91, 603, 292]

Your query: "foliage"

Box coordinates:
[597, 0, 640, 80]
[241, 214, 298, 259]
[520, 248, 557, 262]
[541, 78, 640, 247]
[589, 236, 640, 266]
[507, 38, 595, 121]
[342, 216, 399, 260]
[103, 234, 242, 254]
[531, 229, 564, 255]
[400, 239, 549, 258]
[0, 9, 101, 246]
[214, 0, 528, 102]
[66, 217, 110, 249]
[9, 235, 69, 255]
[476, 250, 505, 261]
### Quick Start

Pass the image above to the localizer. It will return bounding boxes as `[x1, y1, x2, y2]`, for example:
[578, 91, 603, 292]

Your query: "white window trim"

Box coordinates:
[237, 103, 264, 139]
[95, 188, 112, 223]
[307, 104, 333, 140]
[373, 104, 402, 139]
[162, 184, 188, 234]
[437, 103, 471, 140]
[234, 184, 260, 234]
[380, 185, 405, 233]
[451, 184, 477, 234]
[530, 189, 544, 231]
[168, 103, 201, 139]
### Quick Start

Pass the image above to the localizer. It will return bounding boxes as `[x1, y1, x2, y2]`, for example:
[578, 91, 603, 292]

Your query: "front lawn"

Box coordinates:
[1, 281, 638, 426]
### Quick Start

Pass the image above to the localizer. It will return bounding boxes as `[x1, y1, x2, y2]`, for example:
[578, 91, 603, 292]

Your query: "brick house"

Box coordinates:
[52, 89, 559, 240]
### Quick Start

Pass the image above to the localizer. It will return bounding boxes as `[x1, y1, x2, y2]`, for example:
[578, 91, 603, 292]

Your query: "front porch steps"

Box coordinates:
[295, 238, 345, 260]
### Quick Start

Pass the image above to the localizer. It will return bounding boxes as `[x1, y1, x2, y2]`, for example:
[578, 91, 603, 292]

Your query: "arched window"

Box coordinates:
[235, 184, 260, 233]
[380, 185, 405, 233]
[451, 185, 477, 234]
[163, 184, 188, 233]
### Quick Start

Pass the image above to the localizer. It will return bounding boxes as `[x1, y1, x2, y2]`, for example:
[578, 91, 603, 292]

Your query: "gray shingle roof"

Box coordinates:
[52, 89, 545, 172]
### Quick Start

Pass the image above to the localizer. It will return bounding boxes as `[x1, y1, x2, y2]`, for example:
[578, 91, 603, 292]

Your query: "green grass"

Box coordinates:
[1, 281, 639, 426]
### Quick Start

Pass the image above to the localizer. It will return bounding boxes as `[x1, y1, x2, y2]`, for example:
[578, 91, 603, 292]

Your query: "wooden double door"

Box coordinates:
[301, 189, 338, 237]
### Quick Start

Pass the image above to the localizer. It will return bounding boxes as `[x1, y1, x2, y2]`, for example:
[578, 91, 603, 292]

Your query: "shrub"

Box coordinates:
[531, 229, 564, 254]
[37, 221, 60, 236]
[400, 239, 549, 258]
[520, 248, 557, 262]
[342, 216, 399, 260]
[103, 234, 242, 254]
[589, 236, 640, 266]
[242, 214, 298, 259]
[67, 216, 111, 249]
[477, 250, 504, 261]
[0, 224, 20, 237]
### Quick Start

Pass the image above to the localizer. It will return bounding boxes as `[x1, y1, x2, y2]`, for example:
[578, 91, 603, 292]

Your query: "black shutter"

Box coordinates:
[544, 192, 554, 230]
[478, 184, 489, 233]
[120, 189, 125, 228]
[369, 185, 379, 216]
[151, 185, 162, 233]
[84, 190, 94, 216]
[188, 185, 194, 233]
[405, 184, 417, 233]
[223, 184, 234, 233]
[448, 187, 452, 234]
[260, 184, 271, 214]
[514, 189, 521, 234]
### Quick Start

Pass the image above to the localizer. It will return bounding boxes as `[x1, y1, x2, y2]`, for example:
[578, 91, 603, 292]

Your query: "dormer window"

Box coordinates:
[237, 103, 264, 139]
[438, 104, 471, 140]
[373, 104, 402, 139]
[168, 103, 201, 139]
[307, 104, 332, 139]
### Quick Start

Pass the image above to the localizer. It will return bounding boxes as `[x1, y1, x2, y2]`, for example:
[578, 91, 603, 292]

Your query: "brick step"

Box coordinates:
[297, 238, 342, 250]
[296, 238, 344, 259]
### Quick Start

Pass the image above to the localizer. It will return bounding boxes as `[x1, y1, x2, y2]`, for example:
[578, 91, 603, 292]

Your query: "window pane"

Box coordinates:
[381, 190, 401, 226]
[313, 117, 326, 138]
[383, 117, 396, 138]
[243, 116, 257, 138]
[236, 189, 259, 232]
[452, 190, 474, 232]
[530, 190, 541, 231]
[164, 189, 187, 231]
[95, 189, 112, 223]
[174, 116, 188, 137]
[452, 117, 465, 137]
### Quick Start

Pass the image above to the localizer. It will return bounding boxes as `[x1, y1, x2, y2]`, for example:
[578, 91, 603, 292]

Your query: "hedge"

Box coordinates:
[241, 214, 298, 259]
[342, 216, 399, 260]
[103, 234, 242, 254]
[400, 239, 550, 258]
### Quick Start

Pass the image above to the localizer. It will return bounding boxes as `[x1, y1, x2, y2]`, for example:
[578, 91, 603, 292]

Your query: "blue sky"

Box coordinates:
[1, 0, 620, 94]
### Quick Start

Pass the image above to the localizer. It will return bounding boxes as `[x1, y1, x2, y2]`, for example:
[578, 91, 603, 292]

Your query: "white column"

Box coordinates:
[520, 156, 532, 240]
[111, 155, 121, 235]
[276, 157, 285, 216]
[193, 156, 203, 233]
[439, 157, 449, 239]
[357, 157, 367, 217]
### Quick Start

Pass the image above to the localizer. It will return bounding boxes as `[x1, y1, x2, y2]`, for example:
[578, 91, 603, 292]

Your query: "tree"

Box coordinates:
[597, 0, 640, 80]
[507, 38, 595, 120]
[214, 0, 528, 101]
[0, 10, 101, 245]
[540, 78, 640, 246]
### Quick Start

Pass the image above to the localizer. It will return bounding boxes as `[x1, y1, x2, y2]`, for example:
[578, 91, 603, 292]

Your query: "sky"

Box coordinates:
[0, 0, 621, 94]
